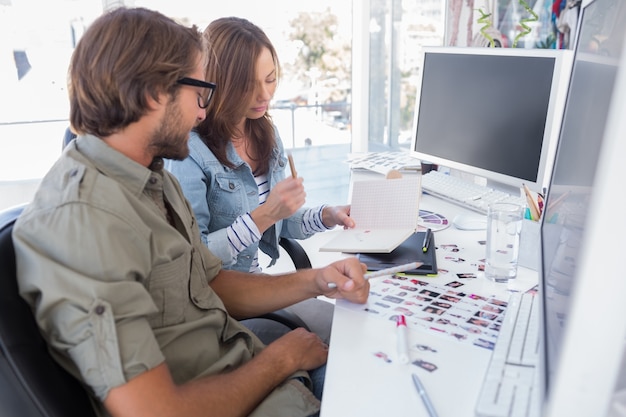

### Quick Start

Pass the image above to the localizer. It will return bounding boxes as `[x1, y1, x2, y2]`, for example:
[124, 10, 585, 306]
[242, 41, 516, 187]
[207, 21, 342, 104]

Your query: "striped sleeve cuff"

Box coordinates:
[226, 213, 262, 254]
[302, 205, 333, 234]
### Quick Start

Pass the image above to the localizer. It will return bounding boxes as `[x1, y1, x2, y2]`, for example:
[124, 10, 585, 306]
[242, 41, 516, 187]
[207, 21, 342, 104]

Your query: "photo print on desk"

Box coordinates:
[343, 274, 509, 350]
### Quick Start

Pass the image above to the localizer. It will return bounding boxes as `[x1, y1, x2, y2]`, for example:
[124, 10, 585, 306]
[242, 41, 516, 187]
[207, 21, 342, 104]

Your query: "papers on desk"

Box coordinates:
[319, 175, 421, 253]
[347, 151, 421, 176]
[339, 274, 511, 350]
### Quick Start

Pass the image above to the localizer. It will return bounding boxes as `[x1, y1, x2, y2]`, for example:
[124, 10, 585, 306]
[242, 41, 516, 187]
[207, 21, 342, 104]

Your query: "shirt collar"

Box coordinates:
[75, 134, 155, 196]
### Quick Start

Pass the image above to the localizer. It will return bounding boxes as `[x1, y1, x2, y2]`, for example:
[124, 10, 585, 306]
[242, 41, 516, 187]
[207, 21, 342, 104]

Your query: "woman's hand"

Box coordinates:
[251, 177, 306, 233]
[322, 205, 355, 229]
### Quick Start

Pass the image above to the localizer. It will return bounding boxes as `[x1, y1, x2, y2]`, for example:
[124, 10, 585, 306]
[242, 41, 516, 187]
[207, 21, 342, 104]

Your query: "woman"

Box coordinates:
[166, 17, 354, 344]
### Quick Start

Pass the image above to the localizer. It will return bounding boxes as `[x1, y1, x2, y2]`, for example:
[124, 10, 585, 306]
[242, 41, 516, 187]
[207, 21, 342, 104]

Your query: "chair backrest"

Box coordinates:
[0, 205, 97, 417]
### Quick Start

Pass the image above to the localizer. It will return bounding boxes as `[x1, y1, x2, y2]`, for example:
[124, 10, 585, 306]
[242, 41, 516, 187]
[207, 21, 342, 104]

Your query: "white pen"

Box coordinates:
[412, 373, 439, 417]
[327, 261, 422, 289]
[396, 314, 410, 364]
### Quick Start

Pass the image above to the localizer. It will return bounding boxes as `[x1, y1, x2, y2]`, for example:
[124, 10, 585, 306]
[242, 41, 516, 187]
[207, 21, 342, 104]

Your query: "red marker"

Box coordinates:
[396, 315, 409, 364]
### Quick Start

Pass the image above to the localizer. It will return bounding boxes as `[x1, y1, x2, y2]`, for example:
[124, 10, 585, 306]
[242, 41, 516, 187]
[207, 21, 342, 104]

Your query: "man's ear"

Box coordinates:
[145, 90, 168, 111]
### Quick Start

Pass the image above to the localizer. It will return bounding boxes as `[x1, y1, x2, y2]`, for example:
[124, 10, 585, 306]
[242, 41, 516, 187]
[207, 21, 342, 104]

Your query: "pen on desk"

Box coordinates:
[326, 261, 422, 288]
[422, 228, 432, 253]
[396, 315, 410, 364]
[412, 373, 439, 417]
[287, 152, 297, 179]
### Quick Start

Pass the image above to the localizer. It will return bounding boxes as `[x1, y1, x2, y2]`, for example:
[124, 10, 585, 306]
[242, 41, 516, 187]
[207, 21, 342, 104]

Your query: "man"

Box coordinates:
[12, 7, 368, 417]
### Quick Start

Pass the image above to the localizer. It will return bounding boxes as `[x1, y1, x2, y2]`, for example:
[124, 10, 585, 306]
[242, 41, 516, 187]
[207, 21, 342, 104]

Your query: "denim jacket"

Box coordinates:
[165, 129, 316, 271]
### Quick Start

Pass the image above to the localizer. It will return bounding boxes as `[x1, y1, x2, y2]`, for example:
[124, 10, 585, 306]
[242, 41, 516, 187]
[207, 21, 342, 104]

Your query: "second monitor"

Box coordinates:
[409, 46, 573, 195]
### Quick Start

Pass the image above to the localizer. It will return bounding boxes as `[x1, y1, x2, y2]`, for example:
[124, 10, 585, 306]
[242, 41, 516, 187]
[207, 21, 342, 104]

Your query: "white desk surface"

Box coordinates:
[261, 193, 538, 417]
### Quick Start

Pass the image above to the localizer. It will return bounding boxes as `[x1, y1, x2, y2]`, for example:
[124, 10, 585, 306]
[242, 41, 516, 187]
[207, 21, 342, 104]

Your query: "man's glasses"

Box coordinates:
[176, 77, 216, 109]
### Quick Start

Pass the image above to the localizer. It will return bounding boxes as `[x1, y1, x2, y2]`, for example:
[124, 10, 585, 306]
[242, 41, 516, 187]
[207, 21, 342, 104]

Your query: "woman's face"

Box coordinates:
[245, 47, 277, 121]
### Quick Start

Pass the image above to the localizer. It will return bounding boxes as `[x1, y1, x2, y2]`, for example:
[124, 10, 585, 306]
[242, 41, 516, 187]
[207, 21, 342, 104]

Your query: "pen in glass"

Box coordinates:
[326, 261, 422, 288]
[412, 373, 439, 417]
[422, 228, 432, 253]
[396, 314, 410, 364]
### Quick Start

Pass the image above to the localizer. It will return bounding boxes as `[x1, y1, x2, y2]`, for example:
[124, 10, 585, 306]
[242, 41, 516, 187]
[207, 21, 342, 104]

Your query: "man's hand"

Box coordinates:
[317, 257, 369, 303]
[264, 328, 329, 371]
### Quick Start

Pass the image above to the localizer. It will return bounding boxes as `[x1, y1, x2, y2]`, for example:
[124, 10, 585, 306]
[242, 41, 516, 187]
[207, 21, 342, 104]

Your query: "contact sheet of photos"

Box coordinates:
[353, 274, 508, 351]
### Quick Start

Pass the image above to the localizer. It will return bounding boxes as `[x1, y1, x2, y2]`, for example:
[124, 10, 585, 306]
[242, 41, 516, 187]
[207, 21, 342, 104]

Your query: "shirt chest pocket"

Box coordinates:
[146, 253, 190, 328]
[210, 174, 245, 216]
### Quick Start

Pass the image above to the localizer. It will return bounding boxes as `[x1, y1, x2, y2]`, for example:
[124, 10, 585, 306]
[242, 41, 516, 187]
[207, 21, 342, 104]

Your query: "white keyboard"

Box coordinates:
[421, 171, 526, 215]
[475, 292, 541, 417]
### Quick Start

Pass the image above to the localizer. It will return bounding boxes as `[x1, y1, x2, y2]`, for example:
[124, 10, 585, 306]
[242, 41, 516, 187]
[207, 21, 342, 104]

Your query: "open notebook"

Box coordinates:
[319, 175, 421, 253]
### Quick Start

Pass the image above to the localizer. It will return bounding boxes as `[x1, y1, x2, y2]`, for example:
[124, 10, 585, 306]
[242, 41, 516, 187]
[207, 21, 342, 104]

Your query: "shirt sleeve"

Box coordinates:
[301, 205, 333, 234]
[226, 213, 262, 256]
[13, 205, 165, 401]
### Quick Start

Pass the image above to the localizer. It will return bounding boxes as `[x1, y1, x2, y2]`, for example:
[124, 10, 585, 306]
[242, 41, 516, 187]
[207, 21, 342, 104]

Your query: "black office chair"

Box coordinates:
[0, 204, 97, 417]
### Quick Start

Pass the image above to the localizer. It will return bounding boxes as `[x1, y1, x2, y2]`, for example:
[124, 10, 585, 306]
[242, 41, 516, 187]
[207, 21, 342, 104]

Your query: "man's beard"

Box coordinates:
[149, 99, 191, 161]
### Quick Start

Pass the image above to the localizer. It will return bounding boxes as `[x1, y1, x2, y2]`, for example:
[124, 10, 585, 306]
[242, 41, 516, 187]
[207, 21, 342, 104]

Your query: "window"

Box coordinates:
[0, 0, 447, 210]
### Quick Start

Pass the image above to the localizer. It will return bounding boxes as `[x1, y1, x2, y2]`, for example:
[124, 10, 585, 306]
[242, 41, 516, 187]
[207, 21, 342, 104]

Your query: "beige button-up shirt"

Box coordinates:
[13, 135, 318, 417]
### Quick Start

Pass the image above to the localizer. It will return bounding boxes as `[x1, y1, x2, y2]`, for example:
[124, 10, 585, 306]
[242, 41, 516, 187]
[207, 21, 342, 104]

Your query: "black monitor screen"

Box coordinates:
[410, 47, 573, 194]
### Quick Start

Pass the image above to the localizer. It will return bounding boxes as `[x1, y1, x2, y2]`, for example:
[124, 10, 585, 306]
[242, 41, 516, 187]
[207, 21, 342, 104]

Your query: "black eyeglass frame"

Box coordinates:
[176, 77, 216, 109]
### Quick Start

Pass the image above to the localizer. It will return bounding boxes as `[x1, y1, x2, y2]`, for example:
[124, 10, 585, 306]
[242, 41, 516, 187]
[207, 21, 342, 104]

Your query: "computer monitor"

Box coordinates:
[539, 0, 626, 415]
[409, 46, 573, 195]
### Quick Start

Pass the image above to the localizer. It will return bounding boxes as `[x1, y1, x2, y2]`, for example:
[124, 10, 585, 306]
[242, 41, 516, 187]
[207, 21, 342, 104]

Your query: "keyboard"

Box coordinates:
[421, 171, 526, 215]
[475, 291, 541, 417]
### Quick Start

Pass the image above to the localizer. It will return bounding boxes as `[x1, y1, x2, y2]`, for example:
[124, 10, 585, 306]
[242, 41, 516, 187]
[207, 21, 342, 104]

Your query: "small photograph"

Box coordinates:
[445, 281, 464, 288]
[382, 295, 403, 304]
[399, 285, 418, 292]
[415, 344, 438, 353]
[469, 294, 487, 301]
[410, 279, 430, 286]
[374, 302, 391, 309]
[445, 256, 466, 263]
[461, 325, 483, 334]
[423, 306, 445, 315]
[420, 289, 441, 298]
[475, 311, 498, 321]
[436, 318, 456, 326]
[431, 301, 452, 309]
[457, 273, 477, 279]
[374, 351, 392, 363]
[394, 306, 414, 316]
[440, 244, 460, 252]
[412, 359, 438, 372]
[474, 338, 495, 350]
[439, 294, 461, 303]
[488, 298, 508, 307]
[414, 295, 433, 302]
[482, 304, 504, 314]
[467, 317, 490, 327]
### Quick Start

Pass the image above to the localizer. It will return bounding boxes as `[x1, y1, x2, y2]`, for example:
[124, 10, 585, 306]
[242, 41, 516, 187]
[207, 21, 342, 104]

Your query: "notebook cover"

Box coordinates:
[356, 231, 438, 275]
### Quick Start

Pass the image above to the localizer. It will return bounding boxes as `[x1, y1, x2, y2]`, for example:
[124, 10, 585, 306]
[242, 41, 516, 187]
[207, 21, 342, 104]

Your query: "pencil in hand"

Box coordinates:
[287, 152, 297, 179]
